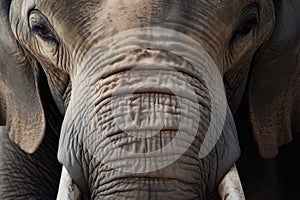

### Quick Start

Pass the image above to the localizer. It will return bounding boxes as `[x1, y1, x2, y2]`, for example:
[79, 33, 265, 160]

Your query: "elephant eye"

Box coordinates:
[231, 4, 259, 41]
[235, 18, 258, 36]
[31, 24, 57, 42]
[29, 10, 58, 44]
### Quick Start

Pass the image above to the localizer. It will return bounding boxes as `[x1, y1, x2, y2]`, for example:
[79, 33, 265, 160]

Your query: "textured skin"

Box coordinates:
[247, 0, 300, 158]
[58, 48, 240, 198]
[0, 126, 61, 199]
[0, 0, 300, 199]
[235, 1, 300, 198]
[0, 62, 63, 199]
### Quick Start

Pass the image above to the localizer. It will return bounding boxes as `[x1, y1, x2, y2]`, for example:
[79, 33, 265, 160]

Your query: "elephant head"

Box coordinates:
[0, 0, 299, 199]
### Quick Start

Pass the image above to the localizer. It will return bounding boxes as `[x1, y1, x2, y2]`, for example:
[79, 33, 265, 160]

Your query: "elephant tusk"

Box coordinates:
[57, 166, 82, 200]
[218, 164, 246, 200]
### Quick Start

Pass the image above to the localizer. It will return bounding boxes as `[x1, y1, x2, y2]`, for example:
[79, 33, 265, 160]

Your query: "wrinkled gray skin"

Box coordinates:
[0, 0, 300, 199]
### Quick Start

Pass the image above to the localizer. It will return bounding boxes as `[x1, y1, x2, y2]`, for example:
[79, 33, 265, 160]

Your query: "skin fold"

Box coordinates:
[0, 0, 299, 199]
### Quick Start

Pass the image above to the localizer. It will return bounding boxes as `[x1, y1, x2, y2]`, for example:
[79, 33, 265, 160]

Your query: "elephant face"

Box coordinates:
[1, 0, 300, 199]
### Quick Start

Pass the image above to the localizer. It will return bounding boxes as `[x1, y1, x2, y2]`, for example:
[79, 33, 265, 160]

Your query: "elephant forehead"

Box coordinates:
[33, 0, 244, 48]
[39, 0, 235, 28]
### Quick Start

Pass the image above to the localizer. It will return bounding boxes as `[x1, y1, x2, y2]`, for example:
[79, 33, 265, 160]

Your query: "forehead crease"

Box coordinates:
[39, 0, 251, 18]
[37, 0, 104, 36]
[36, 0, 252, 46]
[39, 0, 99, 18]
[37, 0, 253, 29]
[206, 0, 251, 11]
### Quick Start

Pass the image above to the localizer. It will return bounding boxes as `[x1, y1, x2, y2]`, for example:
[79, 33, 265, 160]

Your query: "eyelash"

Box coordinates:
[231, 3, 259, 42]
[31, 23, 58, 43]
[231, 17, 259, 42]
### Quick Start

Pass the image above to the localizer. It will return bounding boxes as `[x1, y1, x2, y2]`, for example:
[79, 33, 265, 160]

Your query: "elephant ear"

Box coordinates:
[247, 0, 300, 158]
[0, 2, 46, 154]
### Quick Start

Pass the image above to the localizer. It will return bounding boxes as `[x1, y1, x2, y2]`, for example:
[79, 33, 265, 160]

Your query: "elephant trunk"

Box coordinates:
[58, 28, 240, 199]
[86, 51, 211, 199]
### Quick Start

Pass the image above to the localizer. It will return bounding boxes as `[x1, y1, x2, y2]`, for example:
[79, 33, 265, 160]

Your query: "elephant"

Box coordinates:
[0, 0, 300, 199]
